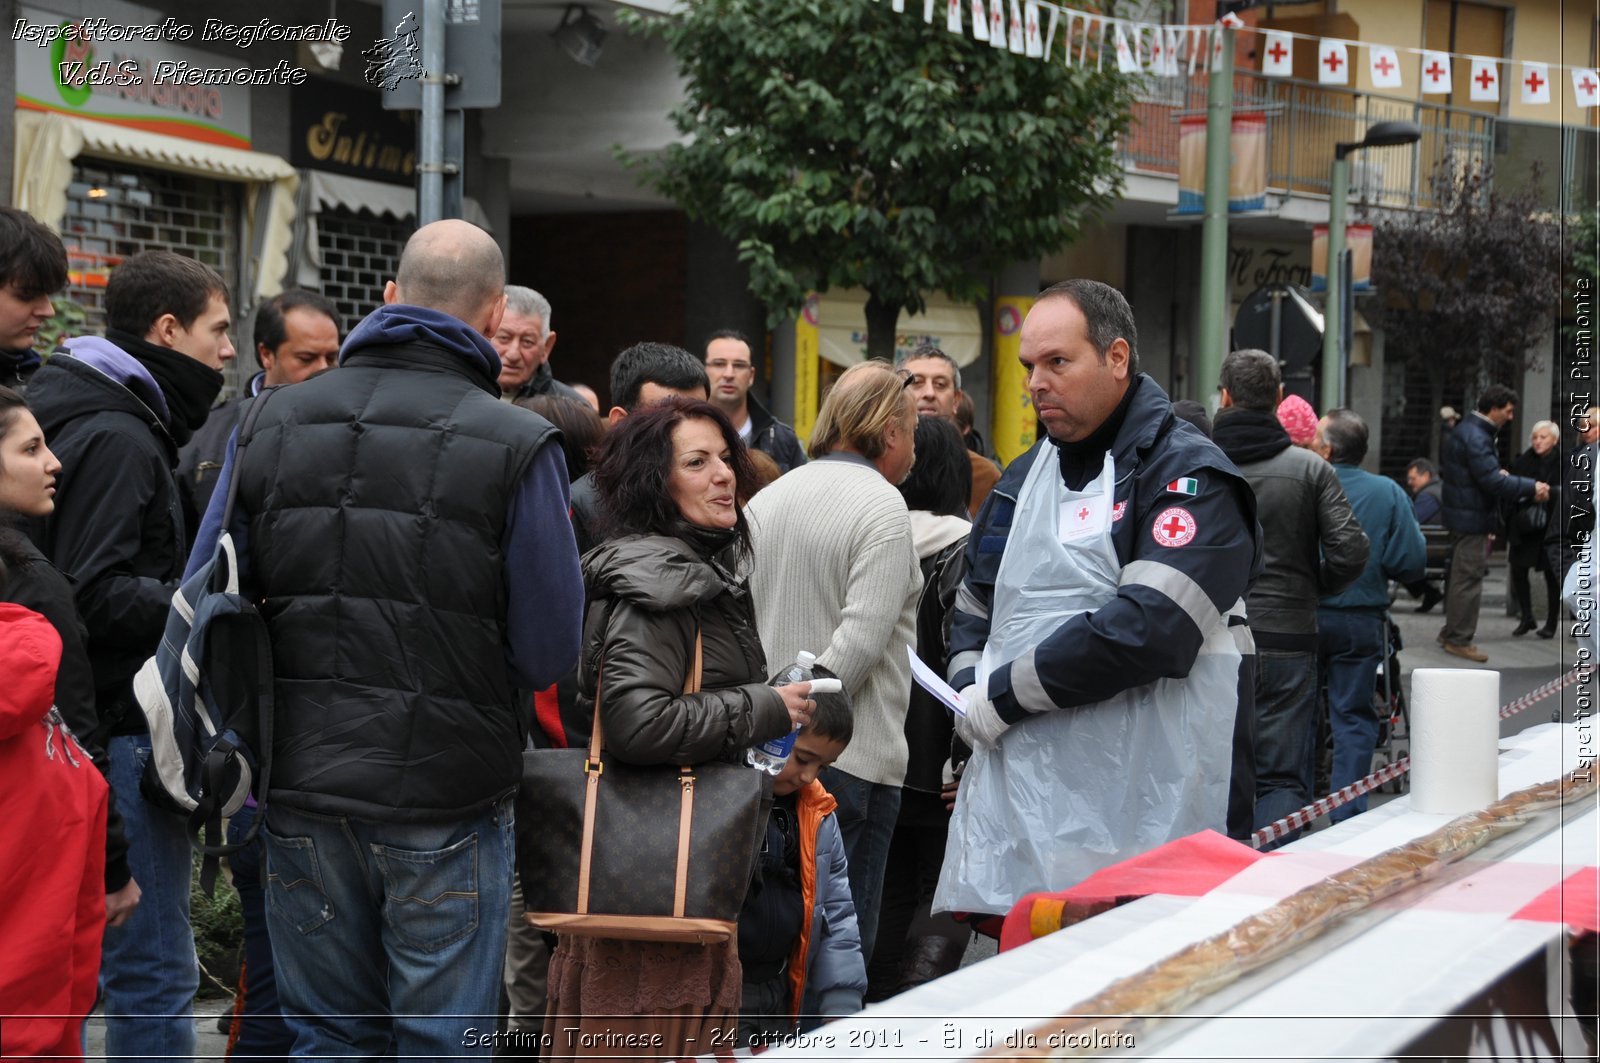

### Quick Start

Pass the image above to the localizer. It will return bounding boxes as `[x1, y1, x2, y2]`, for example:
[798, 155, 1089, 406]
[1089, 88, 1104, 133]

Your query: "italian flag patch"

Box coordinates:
[1166, 477, 1199, 496]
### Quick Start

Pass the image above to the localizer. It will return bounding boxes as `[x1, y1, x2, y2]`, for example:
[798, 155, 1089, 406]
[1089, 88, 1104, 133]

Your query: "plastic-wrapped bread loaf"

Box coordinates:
[990, 770, 1595, 1060]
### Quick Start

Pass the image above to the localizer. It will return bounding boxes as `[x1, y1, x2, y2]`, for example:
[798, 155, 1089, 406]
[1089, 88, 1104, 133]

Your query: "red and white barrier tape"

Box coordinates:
[1250, 665, 1586, 849]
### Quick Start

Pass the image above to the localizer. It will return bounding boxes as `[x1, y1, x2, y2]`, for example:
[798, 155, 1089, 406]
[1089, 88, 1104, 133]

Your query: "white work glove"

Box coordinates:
[954, 684, 1010, 749]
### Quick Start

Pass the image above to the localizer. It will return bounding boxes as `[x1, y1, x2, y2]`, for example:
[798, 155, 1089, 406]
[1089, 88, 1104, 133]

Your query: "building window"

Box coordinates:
[315, 208, 412, 335]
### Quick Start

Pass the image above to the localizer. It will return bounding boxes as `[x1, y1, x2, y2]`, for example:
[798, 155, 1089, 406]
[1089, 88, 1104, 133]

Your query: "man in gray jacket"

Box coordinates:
[1212, 350, 1368, 836]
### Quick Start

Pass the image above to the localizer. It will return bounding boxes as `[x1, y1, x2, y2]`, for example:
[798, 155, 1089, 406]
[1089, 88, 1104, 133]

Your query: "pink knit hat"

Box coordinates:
[1276, 394, 1319, 446]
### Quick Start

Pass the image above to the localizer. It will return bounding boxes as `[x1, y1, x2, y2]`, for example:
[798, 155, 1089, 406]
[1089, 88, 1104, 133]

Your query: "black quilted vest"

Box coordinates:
[235, 341, 556, 820]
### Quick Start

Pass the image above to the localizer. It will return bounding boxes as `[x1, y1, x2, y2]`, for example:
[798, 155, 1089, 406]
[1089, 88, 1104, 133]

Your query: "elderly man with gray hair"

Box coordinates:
[491, 283, 585, 402]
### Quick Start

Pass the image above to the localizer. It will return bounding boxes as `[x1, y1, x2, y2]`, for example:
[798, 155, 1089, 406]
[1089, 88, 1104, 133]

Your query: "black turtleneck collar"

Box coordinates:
[105, 328, 225, 447]
[1052, 376, 1142, 491]
[0, 346, 41, 387]
[1212, 407, 1293, 466]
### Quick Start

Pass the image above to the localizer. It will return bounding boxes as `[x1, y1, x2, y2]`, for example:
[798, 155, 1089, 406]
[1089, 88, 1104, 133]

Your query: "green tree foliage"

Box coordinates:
[622, 0, 1133, 358]
[1572, 209, 1598, 292]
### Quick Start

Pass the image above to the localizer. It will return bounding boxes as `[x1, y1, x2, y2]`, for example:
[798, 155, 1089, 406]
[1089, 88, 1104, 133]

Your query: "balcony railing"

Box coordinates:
[1116, 71, 1496, 212]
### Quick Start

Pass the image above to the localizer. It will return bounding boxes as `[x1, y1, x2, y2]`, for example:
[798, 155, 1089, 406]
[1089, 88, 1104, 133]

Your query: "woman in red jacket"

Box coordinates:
[0, 397, 110, 1058]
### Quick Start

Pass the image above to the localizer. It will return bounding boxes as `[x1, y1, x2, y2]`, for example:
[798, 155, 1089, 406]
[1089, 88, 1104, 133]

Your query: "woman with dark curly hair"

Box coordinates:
[542, 395, 816, 1060]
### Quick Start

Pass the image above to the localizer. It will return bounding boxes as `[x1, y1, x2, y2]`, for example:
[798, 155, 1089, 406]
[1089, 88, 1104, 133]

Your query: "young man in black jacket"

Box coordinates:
[27, 250, 232, 1063]
[0, 206, 68, 391]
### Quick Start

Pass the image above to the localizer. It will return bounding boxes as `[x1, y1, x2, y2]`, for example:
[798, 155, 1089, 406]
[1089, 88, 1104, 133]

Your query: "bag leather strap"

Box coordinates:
[576, 629, 704, 916]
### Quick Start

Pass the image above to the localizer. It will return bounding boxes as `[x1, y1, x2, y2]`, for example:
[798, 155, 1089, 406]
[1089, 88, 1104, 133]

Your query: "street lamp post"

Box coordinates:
[1321, 120, 1421, 409]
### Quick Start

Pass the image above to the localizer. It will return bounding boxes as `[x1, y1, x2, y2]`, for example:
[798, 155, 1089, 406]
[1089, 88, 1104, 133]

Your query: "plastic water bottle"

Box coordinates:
[747, 651, 816, 775]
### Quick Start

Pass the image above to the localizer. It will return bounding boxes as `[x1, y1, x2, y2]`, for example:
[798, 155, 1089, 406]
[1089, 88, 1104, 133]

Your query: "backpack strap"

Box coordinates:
[190, 385, 282, 893]
[216, 385, 281, 544]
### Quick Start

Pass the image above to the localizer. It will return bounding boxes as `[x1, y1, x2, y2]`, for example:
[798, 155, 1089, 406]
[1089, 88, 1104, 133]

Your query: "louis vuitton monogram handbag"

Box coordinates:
[516, 631, 765, 944]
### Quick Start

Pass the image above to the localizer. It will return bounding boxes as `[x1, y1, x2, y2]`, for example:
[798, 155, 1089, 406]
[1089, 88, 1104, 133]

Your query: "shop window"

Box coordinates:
[61, 162, 243, 388]
[315, 208, 411, 335]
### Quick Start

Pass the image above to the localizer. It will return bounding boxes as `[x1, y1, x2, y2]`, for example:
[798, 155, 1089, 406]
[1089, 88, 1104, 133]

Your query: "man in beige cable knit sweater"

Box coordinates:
[746, 360, 922, 966]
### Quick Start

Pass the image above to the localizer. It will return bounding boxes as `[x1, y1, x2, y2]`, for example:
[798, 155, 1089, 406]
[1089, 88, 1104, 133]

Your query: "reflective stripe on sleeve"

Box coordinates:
[1119, 559, 1222, 636]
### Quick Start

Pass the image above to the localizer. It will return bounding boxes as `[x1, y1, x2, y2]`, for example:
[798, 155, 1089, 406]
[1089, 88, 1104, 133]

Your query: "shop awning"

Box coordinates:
[305, 170, 491, 231]
[12, 109, 298, 298]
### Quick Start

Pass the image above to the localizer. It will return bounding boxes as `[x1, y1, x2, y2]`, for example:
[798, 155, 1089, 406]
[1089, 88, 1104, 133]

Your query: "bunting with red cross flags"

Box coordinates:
[1520, 61, 1551, 104]
[1368, 45, 1402, 88]
[1317, 38, 1349, 84]
[1469, 55, 1499, 101]
[867, 0, 1597, 113]
[1261, 30, 1292, 76]
[1420, 50, 1452, 94]
[1576, 69, 1600, 108]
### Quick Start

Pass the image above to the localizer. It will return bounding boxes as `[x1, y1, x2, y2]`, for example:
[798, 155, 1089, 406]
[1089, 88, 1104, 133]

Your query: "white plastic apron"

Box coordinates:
[935, 446, 1240, 915]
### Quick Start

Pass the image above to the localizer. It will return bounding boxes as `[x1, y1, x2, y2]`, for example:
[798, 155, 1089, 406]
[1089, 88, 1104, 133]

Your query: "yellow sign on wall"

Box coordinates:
[792, 294, 821, 445]
[991, 296, 1036, 466]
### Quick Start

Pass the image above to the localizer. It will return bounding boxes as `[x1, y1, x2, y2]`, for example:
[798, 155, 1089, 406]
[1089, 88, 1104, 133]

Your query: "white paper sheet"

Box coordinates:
[908, 644, 967, 716]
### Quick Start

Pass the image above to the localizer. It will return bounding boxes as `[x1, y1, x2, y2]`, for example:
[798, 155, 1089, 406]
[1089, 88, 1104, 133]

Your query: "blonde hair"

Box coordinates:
[806, 361, 912, 460]
[1530, 420, 1559, 444]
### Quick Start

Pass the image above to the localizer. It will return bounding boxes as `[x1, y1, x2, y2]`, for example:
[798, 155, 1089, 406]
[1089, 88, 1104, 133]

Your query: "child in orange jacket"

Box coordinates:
[737, 669, 867, 1047]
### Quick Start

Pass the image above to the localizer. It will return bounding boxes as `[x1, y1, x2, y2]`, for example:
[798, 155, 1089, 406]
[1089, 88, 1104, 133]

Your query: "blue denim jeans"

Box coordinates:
[263, 798, 514, 1059]
[1317, 611, 1386, 824]
[226, 804, 295, 1060]
[1251, 649, 1319, 839]
[817, 766, 900, 966]
[100, 734, 199, 1063]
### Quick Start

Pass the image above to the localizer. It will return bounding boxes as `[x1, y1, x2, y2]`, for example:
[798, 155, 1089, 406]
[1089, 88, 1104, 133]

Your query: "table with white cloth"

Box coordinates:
[755, 721, 1596, 1061]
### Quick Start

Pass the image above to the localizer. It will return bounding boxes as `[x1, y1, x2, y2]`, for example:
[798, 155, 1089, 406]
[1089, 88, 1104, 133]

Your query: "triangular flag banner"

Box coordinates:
[1318, 39, 1349, 84]
[1166, 26, 1184, 76]
[1044, 8, 1061, 62]
[1097, 18, 1110, 71]
[1114, 23, 1139, 73]
[1261, 30, 1292, 77]
[1024, 1, 1043, 58]
[1218, 11, 1243, 28]
[990, 0, 1006, 49]
[924, 0, 936, 24]
[964, 0, 982, 39]
[1574, 68, 1600, 108]
[1520, 61, 1551, 104]
[1188, 27, 1203, 74]
[1210, 27, 1225, 72]
[891, 0, 905, 13]
[1469, 56, 1498, 101]
[1369, 45, 1402, 88]
[1008, 0, 1026, 54]
[1420, 50, 1451, 94]
[948, 0, 965, 35]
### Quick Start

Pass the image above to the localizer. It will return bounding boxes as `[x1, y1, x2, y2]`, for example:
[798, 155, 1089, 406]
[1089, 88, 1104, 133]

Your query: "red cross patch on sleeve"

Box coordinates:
[1152, 506, 1197, 547]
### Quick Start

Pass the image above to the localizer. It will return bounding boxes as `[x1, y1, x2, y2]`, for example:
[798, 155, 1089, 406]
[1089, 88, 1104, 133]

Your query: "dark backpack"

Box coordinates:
[133, 388, 278, 892]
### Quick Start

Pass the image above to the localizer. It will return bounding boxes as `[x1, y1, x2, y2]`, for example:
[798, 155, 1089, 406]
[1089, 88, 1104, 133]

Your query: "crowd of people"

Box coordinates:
[0, 202, 1587, 1061]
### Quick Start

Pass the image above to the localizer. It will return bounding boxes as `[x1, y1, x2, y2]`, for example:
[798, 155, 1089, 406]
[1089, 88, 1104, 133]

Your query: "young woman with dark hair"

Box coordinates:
[542, 396, 816, 1061]
[0, 384, 123, 1058]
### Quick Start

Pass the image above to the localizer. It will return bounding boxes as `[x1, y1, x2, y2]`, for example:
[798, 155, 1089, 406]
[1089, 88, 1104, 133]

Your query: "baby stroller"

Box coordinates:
[1371, 613, 1409, 794]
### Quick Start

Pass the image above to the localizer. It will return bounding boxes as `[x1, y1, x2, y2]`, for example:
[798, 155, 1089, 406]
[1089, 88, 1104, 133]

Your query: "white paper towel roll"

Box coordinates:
[1409, 668, 1499, 814]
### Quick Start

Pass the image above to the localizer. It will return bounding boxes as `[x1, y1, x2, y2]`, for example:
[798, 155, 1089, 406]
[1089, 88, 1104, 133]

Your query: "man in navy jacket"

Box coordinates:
[1438, 385, 1548, 662]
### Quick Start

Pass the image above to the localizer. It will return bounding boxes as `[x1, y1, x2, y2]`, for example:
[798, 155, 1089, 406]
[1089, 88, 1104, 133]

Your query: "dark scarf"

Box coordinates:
[1212, 407, 1293, 465]
[672, 518, 742, 568]
[0, 346, 41, 387]
[1052, 376, 1142, 491]
[106, 328, 224, 447]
